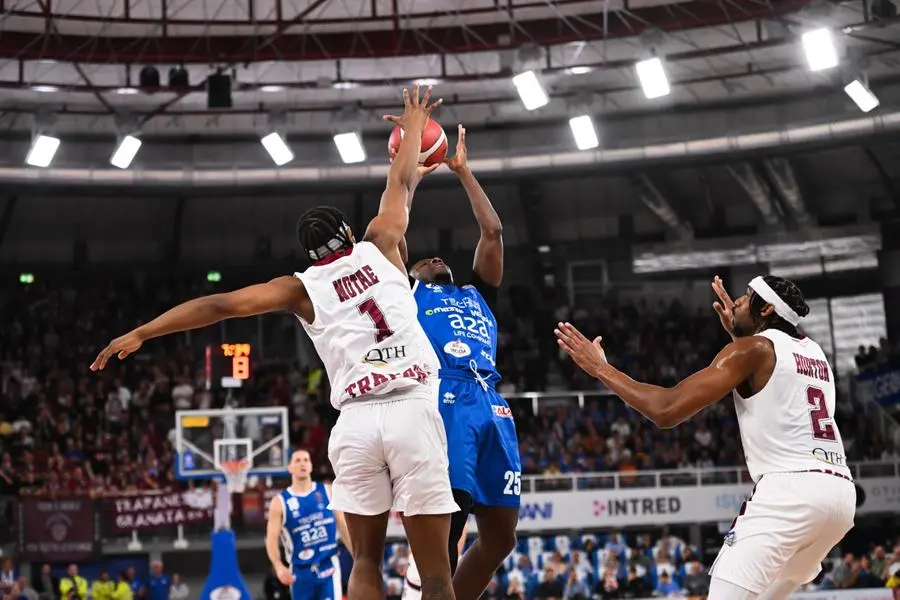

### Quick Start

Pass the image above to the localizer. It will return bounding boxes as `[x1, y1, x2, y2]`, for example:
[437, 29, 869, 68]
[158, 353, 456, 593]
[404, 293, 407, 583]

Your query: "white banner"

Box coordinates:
[385, 484, 753, 538]
[856, 477, 900, 515]
[380, 477, 898, 538]
[790, 589, 896, 600]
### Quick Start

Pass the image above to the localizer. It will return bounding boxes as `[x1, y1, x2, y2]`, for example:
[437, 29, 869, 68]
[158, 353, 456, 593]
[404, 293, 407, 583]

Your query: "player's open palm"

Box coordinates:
[711, 275, 736, 338]
[90, 330, 143, 371]
[382, 84, 443, 133]
[554, 322, 608, 379]
[446, 124, 468, 173]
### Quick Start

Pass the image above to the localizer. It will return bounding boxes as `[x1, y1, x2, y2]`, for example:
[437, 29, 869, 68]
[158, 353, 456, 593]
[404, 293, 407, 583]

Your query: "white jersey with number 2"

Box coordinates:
[294, 241, 439, 410]
[733, 328, 852, 483]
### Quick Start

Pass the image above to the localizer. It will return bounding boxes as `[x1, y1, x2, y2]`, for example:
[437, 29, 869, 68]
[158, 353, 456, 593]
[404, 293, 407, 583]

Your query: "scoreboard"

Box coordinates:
[205, 343, 252, 389]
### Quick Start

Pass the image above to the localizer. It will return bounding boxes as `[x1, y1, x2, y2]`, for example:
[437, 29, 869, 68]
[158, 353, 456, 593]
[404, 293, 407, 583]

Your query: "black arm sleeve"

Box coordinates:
[467, 271, 498, 309]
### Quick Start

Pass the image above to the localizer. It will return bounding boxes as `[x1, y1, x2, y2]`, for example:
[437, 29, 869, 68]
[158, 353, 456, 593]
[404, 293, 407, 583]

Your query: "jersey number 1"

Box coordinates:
[358, 298, 394, 343]
[807, 386, 836, 441]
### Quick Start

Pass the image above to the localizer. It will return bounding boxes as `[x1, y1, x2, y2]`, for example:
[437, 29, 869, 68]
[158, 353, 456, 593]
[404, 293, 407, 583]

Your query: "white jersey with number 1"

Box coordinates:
[732, 328, 852, 482]
[294, 241, 439, 410]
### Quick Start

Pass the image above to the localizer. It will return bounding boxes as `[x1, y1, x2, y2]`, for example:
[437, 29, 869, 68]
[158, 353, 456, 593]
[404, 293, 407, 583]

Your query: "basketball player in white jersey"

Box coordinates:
[554, 275, 856, 600]
[90, 85, 460, 600]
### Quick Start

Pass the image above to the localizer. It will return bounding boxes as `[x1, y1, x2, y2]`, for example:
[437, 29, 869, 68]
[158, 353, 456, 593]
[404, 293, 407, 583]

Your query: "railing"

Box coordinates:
[520, 461, 900, 493]
[504, 389, 613, 414]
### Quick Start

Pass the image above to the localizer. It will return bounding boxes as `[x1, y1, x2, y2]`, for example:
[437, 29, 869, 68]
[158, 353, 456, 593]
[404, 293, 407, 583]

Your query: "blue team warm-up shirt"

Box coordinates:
[413, 275, 521, 508]
[279, 483, 342, 600]
[147, 575, 170, 600]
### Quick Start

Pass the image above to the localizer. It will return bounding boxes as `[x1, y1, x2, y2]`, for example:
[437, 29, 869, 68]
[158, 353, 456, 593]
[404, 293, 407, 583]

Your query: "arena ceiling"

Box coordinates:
[0, 0, 898, 139]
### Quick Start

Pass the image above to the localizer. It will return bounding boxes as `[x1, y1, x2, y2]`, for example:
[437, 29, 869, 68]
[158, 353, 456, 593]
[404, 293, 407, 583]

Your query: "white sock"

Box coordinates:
[403, 557, 422, 600]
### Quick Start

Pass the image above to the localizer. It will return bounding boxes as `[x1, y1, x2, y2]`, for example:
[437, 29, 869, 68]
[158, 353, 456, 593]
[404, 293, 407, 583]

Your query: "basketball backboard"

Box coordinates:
[174, 407, 291, 480]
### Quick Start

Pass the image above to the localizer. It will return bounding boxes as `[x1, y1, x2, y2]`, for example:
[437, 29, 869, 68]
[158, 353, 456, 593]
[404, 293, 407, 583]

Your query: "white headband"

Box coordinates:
[748, 276, 802, 326]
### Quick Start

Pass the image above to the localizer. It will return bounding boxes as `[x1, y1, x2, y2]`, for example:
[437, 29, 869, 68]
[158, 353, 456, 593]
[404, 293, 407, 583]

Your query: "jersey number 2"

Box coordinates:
[806, 386, 836, 441]
[358, 298, 394, 343]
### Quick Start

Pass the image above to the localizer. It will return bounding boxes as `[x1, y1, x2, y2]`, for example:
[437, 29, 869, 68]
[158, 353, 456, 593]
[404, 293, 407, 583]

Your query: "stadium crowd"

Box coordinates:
[0, 278, 896, 498]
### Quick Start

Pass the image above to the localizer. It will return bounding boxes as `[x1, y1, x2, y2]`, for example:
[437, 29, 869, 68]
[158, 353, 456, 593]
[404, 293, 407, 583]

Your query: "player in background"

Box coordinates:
[555, 275, 855, 600]
[401, 125, 520, 600]
[91, 85, 459, 600]
[266, 450, 351, 600]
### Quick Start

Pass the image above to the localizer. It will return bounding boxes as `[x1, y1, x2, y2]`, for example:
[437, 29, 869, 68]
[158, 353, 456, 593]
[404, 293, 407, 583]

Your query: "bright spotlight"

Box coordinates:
[802, 28, 839, 71]
[25, 134, 61, 167]
[261, 132, 295, 166]
[512, 70, 549, 111]
[844, 79, 879, 112]
[635, 57, 670, 99]
[568, 115, 599, 150]
[333, 132, 366, 164]
[109, 135, 142, 169]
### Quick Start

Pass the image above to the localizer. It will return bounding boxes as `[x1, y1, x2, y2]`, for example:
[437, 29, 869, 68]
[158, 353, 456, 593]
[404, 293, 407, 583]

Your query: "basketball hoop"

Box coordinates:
[220, 459, 251, 493]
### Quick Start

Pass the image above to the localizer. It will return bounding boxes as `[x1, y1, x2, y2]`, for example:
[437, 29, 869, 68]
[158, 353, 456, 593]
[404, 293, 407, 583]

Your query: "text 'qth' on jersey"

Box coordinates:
[294, 242, 439, 410]
[412, 279, 500, 383]
[733, 329, 851, 483]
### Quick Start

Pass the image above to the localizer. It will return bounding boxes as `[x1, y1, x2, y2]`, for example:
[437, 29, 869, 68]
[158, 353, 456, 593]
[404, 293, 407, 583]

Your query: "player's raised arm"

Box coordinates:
[446, 124, 503, 287]
[266, 496, 294, 586]
[554, 322, 770, 428]
[90, 276, 311, 371]
[365, 85, 442, 272]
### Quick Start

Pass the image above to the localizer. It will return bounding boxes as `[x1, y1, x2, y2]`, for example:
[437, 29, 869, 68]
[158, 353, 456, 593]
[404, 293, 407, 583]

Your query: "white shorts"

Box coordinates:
[327, 395, 459, 517]
[710, 471, 856, 594]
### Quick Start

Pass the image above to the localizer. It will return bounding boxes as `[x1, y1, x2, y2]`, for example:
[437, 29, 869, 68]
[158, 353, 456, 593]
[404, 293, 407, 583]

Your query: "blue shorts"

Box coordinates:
[438, 373, 521, 508]
[291, 557, 342, 600]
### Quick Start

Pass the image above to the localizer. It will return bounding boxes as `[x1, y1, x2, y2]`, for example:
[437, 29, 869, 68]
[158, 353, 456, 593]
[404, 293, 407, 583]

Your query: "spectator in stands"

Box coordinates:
[853, 555, 884, 588]
[146, 562, 169, 600]
[505, 578, 526, 600]
[90, 572, 114, 600]
[479, 577, 501, 600]
[112, 573, 132, 600]
[653, 572, 679, 597]
[825, 553, 856, 589]
[0, 560, 15, 595]
[58, 566, 87, 600]
[124, 568, 142, 600]
[16, 577, 37, 600]
[562, 568, 589, 600]
[535, 567, 563, 600]
[682, 562, 710, 597]
[593, 569, 619, 600]
[619, 566, 647, 599]
[165, 576, 186, 600]
[32, 565, 57, 600]
[886, 564, 900, 589]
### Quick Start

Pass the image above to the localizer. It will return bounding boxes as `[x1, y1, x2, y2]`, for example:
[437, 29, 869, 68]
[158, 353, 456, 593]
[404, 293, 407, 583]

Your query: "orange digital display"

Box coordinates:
[221, 343, 252, 380]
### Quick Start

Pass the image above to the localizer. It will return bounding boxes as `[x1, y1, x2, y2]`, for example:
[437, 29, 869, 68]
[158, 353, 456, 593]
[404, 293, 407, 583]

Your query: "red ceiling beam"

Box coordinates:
[0, 0, 813, 63]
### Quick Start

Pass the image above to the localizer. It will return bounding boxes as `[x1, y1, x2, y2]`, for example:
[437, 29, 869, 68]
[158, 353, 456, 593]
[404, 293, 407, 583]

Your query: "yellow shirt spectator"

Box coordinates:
[886, 575, 900, 588]
[92, 578, 116, 600]
[112, 580, 134, 600]
[59, 573, 88, 600]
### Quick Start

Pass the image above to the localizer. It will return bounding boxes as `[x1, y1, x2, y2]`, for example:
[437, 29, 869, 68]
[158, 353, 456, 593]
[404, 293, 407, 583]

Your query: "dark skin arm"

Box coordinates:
[446, 124, 503, 286]
[364, 85, 442, 273]
[90, 276, 311, 371]
[554, 322, 773, 428]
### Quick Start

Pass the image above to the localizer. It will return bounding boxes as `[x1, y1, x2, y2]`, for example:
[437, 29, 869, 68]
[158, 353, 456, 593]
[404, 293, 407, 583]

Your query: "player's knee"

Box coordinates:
[483, 528, 516, 559]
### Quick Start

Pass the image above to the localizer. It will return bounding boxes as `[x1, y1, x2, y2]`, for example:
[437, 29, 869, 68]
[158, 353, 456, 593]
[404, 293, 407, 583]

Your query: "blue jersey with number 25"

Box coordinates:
[413, 280, 499, 381]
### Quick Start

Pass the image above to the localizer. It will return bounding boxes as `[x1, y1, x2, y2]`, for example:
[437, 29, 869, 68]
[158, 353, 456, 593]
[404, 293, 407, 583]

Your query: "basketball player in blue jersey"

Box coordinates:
[401, 125, 520, 600]
[266, 449, 352, 600]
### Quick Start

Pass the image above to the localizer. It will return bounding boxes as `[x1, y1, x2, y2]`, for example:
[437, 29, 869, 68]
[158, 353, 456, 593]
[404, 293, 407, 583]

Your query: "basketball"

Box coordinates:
[388, 118, 448, 167]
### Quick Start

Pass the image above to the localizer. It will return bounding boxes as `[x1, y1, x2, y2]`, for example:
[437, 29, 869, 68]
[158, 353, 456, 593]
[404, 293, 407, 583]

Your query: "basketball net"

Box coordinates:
[214, 459, 250, 531]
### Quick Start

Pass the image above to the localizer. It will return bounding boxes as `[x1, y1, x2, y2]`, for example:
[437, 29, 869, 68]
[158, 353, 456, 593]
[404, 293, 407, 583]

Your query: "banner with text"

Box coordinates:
[18, 498, 98, 562]
[104, 489, 215, 533]
[250, 477, 897, 538]
[854, 366, 900, 408]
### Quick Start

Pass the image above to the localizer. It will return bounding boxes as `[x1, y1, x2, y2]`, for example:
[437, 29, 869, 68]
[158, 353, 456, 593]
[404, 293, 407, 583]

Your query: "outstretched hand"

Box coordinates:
[554, 322, 608, 379]
[446, 123, 468, 173]
[90, 330, 144, 371]
[711, 275, 736, 338]
[382, 84, 443, 133]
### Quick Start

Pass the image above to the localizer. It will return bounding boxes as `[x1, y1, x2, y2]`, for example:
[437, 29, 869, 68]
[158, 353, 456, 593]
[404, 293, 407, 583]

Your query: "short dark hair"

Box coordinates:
[750, 275, 810, 337]
[296, 206, 352, 261]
